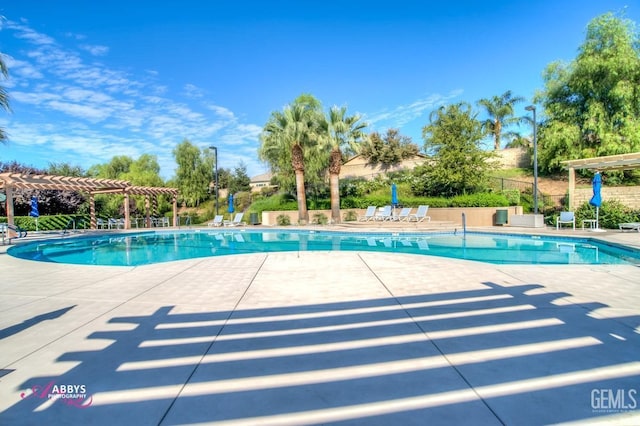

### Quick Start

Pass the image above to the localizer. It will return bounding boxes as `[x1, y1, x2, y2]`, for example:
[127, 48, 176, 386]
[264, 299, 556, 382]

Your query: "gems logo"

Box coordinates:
[20, 381, 93, 408]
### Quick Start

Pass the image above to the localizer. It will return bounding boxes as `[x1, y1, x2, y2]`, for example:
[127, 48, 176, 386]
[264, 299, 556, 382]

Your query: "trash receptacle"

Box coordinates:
[495, 209, 508, 226]
[249, 212, 260, 225]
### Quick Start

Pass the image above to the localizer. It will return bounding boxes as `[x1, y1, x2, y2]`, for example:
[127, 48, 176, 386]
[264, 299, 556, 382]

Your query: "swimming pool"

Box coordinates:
[7, 229, 640, 266]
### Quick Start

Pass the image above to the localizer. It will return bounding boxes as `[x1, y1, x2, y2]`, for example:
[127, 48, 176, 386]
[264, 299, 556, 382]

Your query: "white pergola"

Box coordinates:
[0, 172, 179, 232]
[561, 152, 640, 209]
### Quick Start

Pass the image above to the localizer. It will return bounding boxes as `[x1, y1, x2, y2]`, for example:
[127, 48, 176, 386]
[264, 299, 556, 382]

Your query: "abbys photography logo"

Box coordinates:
[591, 388, 637, 413]
[20, 381, 93, 408]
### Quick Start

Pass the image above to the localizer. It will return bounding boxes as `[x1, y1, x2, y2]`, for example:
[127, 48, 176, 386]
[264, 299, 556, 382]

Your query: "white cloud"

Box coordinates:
[365, 89, 463, 129]
[79, 44, 109, 56]
[1, 18, 267, 178]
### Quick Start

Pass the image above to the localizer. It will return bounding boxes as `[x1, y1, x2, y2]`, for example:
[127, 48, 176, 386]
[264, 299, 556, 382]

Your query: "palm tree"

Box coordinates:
[477, 90, 525, 150]
[322, 106, 367, 223]
[259, 103, 321, 224]
[0, 52, 11, 144]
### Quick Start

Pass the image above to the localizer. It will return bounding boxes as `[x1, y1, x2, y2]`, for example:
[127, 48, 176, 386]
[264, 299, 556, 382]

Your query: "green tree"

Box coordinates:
[322, 105, 367, 223]
[258, 94, 325, 223]
[121, 154, 164, 187]
[477, 90, 525, 150]
[0, 52, 10, 144]
[537, 12, 640, 173]
[88, 155, 133, 179]
[173, 140, 212, 207]
[359, 129, 419, 168]
[416, 103, 497, 196]
[47, 162, 86, 177]
[227, 162, 252, 194]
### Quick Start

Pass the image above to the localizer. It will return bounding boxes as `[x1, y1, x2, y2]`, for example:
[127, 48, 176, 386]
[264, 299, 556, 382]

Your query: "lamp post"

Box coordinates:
[525, 105, 538, 215]
[209, 146, 218, 216]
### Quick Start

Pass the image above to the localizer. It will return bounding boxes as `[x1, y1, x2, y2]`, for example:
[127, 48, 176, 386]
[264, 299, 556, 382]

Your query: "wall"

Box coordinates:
[574, 186, 640, 209]
[260, 206, 523, 227]
[497, 147, 530, 169]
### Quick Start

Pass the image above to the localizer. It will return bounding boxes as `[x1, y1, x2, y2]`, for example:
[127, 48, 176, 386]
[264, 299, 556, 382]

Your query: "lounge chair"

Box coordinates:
[556, 211, 575, 230]
[374, 206, 393, 221]
[207, 215, 224, 227]
[225, 213, 245, 227]
[395, 207, 412, 221]
[409, 205, 430, 222]
[619, 222, 640, 232]
[359, 206, 377, 221]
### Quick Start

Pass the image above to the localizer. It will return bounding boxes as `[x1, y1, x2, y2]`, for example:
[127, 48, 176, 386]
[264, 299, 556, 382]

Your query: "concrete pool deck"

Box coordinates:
[0, 226, 639, 425]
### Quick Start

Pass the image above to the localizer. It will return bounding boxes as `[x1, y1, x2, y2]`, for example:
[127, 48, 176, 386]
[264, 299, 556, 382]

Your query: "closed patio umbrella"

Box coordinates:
[30, 196, 40, 231]
[589, 171, 602, 230]
[391, 183, 398, 210]
[228, 193, 235, 217]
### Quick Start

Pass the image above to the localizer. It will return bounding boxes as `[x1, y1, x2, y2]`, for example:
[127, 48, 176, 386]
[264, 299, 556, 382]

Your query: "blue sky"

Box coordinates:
[0, 1, 637, 179]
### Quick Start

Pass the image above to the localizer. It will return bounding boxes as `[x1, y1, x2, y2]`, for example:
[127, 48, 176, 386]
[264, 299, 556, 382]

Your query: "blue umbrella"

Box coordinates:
[391, 183, 398, 208]
[589, 172, 602, 229]
[30, 196, 39, 231]
[228, 193, 235, 215]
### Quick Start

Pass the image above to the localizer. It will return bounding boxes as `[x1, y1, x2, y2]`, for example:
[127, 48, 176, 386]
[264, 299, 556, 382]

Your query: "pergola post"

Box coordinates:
[5, 185, 15, 237]
[145, 196, 151, 228]
[172, 196, 178, 227]
[124, 192, 131, 230]
[567, 167, 575, 211]
[90, 193, 96, 229]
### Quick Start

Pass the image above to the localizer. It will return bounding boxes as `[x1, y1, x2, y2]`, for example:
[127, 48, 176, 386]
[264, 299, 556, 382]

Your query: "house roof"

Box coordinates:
[251, 172, 273, 183]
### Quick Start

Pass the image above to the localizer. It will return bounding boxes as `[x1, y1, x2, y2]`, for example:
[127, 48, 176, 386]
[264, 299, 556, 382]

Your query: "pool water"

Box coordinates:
[8, 230, 640, 267]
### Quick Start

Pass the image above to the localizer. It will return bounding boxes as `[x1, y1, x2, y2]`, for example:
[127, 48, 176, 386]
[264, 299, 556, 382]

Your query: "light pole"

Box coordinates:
[525, 105, 538, 215]
[209, 146, 218, 216]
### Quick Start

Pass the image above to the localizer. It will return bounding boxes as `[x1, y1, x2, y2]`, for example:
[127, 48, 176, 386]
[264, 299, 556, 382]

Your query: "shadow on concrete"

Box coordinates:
[0, 306, 76, 340]
[1, 284, 639, 425]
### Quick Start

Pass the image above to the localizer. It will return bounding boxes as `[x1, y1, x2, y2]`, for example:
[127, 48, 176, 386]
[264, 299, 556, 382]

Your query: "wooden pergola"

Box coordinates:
[561, 152, 640, 209]
[0, 172, 179, 232]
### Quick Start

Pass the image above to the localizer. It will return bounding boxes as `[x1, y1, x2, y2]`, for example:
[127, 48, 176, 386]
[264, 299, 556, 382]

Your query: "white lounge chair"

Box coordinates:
[375, 206, 393, 221]
[395, 207, 412, 221]
[409, 205, 430, 222]
[556, 211, 575, 230]
[619, 222, 640, 232]
[207, 215, 224, 227]
[224, 213, 245, 227]
[359, 206, 377, 221]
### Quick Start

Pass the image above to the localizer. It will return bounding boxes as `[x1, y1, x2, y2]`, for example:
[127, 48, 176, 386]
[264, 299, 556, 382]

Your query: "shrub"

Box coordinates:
[501, 189, 521, 206]
[575, 199, 639, 229]
[312, 213, 328, 225]
[276, 214, 291, 226]
[343, 210, 358, 221]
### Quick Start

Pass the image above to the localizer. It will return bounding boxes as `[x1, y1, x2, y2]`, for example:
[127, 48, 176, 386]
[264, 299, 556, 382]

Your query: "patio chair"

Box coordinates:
[395, 207, 412, 221]
[359, 206, 377, 221]
[224, 213, 245, 227]
[556, 211, 575, 230]
[374, 206, 393, 221]
[409, 205, 431, 222]
[619, 222, 640, 232]
[207, 215, 224, 227]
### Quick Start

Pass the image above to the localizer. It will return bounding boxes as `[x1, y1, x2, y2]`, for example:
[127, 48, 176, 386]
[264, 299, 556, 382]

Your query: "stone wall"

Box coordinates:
[575, 186, 640, 209]
[497, 147, 530, 169]
[260, 206, 523, 227]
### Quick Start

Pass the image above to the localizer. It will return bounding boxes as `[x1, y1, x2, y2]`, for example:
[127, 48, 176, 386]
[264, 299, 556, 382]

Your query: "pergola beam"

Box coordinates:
[0, 172, 179, 232]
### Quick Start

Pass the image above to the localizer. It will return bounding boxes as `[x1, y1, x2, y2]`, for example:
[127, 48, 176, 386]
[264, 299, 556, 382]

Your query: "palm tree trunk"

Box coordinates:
[494, 120, 502, 150]
[329, 148, 342, 223]
[295, 169, 308, 224]
[292, 143, 308, 224]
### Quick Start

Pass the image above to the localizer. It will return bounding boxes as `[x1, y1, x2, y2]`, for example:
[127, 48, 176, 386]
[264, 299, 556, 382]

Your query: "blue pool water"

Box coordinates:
[7, 230, 640, 266]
